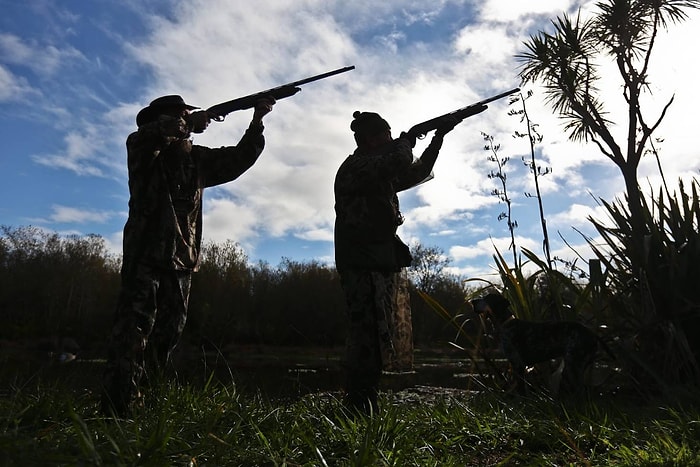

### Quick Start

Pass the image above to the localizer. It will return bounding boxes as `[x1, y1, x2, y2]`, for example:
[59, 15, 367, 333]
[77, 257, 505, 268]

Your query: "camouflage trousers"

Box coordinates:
[101, 262, 191, 415]
[388, 269, 414, 372]
[339, 268, 413, 411]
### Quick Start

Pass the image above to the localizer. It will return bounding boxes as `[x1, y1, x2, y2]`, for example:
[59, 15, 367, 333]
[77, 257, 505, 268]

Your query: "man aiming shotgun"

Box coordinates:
[333, 86, 518, 414]
[102, 66, 354, 417]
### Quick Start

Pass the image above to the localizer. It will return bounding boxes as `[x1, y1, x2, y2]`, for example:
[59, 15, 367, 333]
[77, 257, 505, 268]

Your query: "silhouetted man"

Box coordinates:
[102, 94, 274, 416]
[334, 110, 457, 414]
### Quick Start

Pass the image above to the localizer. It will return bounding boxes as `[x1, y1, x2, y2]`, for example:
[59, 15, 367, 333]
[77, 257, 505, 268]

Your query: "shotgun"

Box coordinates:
[405, 87, 520, 139]
[205, 65, 355, 122]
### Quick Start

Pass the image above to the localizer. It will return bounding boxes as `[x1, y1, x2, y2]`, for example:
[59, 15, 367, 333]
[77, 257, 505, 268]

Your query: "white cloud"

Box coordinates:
[296, 228, 334, 242]
[10, 0, 700, 279]
[450, 234, 539, 261]
[476, 0, 583, 23]
[202, 197, 259, 248]
[126, 1, 356, 102]
[112, 0, 361, 251]
[31, 128, 108, 177]
[0, 65, 37, 102]
[454, 24, 519, 67]
[548, 203, 607, 229]
[124, 1, 699, 282]
[330, 1, 458, 35]
[48, 205, 114, 224]
[0, 33, 85, 76]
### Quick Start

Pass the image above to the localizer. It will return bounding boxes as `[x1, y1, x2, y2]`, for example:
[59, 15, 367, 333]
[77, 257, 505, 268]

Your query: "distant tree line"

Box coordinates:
[0, 225, 472, 356]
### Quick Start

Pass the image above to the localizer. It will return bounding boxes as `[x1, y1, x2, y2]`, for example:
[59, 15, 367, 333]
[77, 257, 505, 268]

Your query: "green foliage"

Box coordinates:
[510, 90, 553, 269]
[497, 0, 700, 400]
[407, 243, 451, 294]
[482, 131, 519, 267]
[2, 380, 699, 465]
[0, 226, 465, 351]
[518, 0, 700, 275]
[468, 247, 588, 323]
[0, 225, 120, 343]
[459, 178, 700, 398]
[408, 244, 475, 345]
[517, 0, 700, 146]
[583, 179, 700, 393]
[518, 11, 609, 143]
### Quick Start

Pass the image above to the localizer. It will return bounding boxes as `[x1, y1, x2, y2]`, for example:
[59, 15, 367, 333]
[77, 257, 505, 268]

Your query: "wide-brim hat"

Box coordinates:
[136, 95, 198, 127]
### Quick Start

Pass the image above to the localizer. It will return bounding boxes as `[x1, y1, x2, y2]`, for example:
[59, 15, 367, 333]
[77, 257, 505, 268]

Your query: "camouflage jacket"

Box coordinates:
[334, 134, 445, 272]
[122, 115, 265, 275]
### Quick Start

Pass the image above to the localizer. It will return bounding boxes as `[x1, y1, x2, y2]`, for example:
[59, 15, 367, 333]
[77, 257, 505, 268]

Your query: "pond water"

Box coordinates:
[0, 345, 496, 400]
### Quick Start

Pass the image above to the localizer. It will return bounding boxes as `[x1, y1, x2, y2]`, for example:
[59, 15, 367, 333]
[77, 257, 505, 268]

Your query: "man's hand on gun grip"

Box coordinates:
[399, 131, 417, 148]
[187, 110, 211, 134]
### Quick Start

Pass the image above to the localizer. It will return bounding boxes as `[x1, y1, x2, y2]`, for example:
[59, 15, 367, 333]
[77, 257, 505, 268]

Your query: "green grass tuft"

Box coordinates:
[1, 379, 699, 466]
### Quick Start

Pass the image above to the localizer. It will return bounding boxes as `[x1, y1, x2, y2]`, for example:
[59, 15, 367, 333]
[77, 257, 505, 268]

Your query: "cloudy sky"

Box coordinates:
[1, 0, 698, 281]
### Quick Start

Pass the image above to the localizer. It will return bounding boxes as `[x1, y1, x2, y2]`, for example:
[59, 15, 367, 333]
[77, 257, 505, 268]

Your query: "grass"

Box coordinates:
[1, 376, 699, 466]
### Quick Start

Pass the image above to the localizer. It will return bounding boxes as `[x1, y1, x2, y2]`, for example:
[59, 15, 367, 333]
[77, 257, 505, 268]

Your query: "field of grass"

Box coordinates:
[1, 373, 699, 466]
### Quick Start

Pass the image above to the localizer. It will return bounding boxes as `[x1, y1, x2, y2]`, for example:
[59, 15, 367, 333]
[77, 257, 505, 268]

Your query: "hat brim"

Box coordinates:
[136, 102, 199, 127]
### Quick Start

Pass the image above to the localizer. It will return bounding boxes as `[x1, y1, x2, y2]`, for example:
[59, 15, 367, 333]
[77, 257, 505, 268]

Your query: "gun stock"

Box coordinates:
[206, 65, 355, 121]
[406, 87, 520, 138]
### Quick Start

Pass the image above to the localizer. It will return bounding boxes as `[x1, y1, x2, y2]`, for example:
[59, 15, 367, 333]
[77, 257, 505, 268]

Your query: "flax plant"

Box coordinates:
[510, 90, 552, 270]
[482, 132, 519, 267]
[582, 179, 700, 396]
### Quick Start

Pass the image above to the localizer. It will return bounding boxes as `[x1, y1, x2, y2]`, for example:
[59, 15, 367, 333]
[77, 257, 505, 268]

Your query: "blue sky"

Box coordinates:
[1, 0, 699, 281]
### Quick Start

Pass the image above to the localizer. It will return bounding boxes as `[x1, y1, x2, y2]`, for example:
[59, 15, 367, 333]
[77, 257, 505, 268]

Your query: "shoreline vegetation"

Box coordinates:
[2, 345, 699, 465]
[2, 375, 698, 465]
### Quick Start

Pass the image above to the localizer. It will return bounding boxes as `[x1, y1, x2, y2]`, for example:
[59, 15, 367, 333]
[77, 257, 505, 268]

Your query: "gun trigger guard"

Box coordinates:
[212, 115, 225, 122]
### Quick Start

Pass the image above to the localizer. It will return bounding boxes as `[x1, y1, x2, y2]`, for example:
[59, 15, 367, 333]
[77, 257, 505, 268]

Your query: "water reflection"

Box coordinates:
[0, 346, 486, 400]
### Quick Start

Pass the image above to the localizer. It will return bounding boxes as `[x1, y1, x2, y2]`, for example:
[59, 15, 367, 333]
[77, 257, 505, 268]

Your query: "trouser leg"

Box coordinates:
[147, 270, 191, 376]
[340, 269, 395, 413]
[102, 263, 159, 415]
[385, 270, 414, 371]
